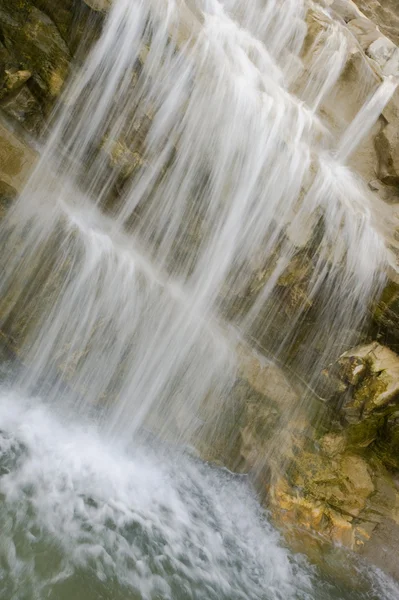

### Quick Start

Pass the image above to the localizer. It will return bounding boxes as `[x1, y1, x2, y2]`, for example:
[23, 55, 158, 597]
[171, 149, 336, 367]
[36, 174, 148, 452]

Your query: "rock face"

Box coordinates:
[375, 92, 399, 186]
[269, 343, 399, 580]
[0, 0, 103, 134]
[352, 0, 399, 46]
[0, 121, 37, 194]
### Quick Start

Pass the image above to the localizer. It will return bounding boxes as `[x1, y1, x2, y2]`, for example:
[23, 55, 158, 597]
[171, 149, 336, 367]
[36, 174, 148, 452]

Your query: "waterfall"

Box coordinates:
[2, 1, 399, 597]
[0, 0, 395, 444]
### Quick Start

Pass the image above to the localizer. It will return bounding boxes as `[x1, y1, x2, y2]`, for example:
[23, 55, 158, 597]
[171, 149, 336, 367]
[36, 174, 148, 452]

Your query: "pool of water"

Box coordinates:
[0, 387, 397, 600]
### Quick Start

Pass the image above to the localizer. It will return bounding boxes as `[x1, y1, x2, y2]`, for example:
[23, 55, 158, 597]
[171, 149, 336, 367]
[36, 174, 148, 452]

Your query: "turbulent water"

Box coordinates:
[0, 0, 399, 597]
[0, 384, 398, 600]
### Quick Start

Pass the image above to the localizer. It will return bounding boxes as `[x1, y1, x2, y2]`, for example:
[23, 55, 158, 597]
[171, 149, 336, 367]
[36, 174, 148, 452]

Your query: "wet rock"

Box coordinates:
[0, 180, 17, 219]
[327, 0, 362, 23]
[375, 90, 399, 186]
[373, 280, 399, 351]
[0, 2, 72, 111]
[0, 120, 37, 194]
[83, 0, 111, 11]
[32, 0, 76, 44]
[347, 18, 380, 50]
[352, 0, 399, 47]
[31, 1, 105, 56]
[0, 1, 103, 132]
[366, 37, 397, 69]
[375, 413, 399, 469]
[269, 340, 399, 563]
[360, 518, 399, 581]
[270, 436, 399, 553]
[196, 347, 305, 482]
[1, 86, 44, 134]
[327, 343, 399, 422]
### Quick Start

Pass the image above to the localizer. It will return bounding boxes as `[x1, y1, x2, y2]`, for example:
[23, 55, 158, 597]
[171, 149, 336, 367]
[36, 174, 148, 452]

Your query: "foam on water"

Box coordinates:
[0, 387, 398, 600]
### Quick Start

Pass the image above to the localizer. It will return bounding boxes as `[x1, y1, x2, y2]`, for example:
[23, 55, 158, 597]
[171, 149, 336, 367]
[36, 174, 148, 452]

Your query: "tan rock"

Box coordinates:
[319, 433, 347, 456]
[347, 18, 380, 50]
[0, 121, 37, 193]
[352, 0, 399, 46]
[340, 454, 374, 497]
[340, 343, 399, 411]
[366, 37, 396, 68]
[83, 0, 111, 11]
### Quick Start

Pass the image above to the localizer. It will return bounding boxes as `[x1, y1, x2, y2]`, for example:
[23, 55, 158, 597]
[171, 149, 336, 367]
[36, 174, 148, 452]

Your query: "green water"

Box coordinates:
[0, 389, 397, 600]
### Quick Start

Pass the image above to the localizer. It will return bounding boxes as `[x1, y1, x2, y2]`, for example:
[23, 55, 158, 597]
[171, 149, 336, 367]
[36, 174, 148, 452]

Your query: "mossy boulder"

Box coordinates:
[320, 342, 399, 419]
[316, 342, 399, 466]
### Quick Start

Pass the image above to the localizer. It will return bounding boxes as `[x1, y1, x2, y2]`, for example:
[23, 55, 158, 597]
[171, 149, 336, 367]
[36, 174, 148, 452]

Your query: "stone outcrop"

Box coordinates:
[268, 342, 399, 580]
[0, 121, 37, 194]
[0, 0, 102, 134]
[352, 0, 399, 46]
[302, 1, 399, 209]
[375, 91, 399, 186]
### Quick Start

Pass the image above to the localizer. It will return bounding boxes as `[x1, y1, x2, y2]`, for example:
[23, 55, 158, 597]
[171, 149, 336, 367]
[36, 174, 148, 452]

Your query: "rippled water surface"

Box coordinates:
[0, 388, 397, 600]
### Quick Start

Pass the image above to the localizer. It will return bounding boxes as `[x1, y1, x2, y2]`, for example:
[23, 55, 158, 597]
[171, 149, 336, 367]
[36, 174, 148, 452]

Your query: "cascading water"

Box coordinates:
[0, 0, 399, 597]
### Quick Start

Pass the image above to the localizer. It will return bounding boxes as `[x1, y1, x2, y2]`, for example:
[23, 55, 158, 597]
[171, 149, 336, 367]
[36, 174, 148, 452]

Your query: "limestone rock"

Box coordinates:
[31, 1, 105, 56]
[32, 0, 75, 43]
[196, 347, 305, 481]
[376, 413, 399, 469]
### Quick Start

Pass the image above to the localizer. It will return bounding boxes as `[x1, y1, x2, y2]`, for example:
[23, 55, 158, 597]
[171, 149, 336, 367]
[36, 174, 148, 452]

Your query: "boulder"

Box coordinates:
[325, 342, 399, 422]
[327, 0, 362, 23]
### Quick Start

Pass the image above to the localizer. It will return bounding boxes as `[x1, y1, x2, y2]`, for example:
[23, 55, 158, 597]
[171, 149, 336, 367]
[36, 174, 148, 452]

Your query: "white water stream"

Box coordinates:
[0, 0, 399, 597]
